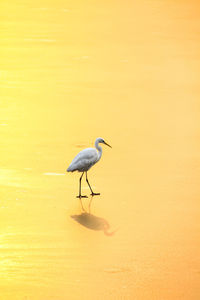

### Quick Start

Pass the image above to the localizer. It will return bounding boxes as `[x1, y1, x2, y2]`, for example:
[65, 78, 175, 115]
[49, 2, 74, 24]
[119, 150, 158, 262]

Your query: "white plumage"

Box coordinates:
[67, 137, 111, 198]
[67, 148, 99, 172]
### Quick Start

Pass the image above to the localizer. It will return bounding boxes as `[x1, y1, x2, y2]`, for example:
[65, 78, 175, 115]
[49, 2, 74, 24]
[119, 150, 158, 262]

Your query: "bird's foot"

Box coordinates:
[76, 195, 88, 198]
[90, 192, 100, 196]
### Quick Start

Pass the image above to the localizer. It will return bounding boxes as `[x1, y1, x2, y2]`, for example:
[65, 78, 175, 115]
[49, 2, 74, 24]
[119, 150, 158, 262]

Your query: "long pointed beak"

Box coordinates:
[104, 141, 112, 148]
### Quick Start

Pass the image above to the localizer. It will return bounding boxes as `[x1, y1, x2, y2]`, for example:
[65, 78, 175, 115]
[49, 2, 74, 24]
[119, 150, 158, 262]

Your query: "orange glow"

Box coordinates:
[0, 0, 200, 299]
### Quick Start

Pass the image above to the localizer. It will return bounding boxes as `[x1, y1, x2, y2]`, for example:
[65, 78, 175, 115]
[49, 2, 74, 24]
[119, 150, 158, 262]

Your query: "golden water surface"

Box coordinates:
[0, 1, 200, 299]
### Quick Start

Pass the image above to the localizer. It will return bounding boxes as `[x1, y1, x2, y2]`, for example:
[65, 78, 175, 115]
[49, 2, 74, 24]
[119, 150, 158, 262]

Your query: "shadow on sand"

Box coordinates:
[71, 197, 116, 236]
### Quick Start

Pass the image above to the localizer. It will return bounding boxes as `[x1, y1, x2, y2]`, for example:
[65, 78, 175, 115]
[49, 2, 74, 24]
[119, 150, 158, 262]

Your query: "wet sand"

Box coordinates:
[0, 1, 200, 299]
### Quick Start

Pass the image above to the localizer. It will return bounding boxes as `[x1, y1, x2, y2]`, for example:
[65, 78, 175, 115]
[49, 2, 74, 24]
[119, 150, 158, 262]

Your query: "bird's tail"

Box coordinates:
[67, 165, 74, 172]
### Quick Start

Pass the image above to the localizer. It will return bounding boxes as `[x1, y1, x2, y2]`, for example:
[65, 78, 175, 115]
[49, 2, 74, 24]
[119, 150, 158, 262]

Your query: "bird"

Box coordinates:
[67, 137, 112, 198]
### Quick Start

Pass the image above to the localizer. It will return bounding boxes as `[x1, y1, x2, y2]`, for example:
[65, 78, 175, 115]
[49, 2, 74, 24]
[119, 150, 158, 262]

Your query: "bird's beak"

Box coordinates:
[104, 141, 112, 148]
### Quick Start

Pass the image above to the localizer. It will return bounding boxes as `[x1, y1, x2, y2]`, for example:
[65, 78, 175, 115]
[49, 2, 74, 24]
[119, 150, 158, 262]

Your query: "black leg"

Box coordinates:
[77, 172, 88, 198]
[86, 172, 100, 196]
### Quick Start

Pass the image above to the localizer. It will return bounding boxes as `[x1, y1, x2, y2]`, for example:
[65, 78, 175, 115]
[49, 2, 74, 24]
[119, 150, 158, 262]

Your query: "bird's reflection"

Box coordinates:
[71, 197, 116, 236]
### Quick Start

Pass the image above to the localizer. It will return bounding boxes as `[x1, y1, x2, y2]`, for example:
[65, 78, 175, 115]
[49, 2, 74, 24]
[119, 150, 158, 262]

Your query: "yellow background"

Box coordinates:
[0, 0, 200, 299]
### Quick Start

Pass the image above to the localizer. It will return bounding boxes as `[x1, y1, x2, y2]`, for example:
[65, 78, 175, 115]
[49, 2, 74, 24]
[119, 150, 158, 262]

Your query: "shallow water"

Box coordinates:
[1, 1, 200, 299]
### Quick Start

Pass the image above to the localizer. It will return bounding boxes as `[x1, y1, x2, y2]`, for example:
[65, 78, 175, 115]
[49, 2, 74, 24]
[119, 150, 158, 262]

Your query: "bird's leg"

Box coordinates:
[77, 172, 88, 198]
[86, 172, 100, 196]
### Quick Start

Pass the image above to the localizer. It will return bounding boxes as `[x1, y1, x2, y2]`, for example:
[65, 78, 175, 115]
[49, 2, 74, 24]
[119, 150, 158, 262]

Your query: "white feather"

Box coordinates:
[67, 148, 99, 172]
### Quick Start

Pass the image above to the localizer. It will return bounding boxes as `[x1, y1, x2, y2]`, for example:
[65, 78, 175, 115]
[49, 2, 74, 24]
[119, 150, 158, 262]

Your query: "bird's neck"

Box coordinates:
[95, 141, 102, 160]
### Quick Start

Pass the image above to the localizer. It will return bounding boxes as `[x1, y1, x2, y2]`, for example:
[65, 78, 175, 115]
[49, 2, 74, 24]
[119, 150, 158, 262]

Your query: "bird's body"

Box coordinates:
[67, 148, 100, 172]
[67, 137, 111, 197]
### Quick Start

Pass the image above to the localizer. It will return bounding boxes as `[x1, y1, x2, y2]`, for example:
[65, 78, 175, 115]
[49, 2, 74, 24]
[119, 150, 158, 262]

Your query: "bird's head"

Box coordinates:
[96, 137, 112, 148]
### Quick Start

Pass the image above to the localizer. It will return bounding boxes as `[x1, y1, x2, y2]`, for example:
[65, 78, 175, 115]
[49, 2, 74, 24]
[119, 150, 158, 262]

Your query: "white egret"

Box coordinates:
[67, 137, 112, 198]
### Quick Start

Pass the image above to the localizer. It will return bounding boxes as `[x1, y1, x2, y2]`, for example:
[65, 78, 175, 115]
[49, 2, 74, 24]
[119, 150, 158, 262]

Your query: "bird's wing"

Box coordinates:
[67, 148, 98, 172]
